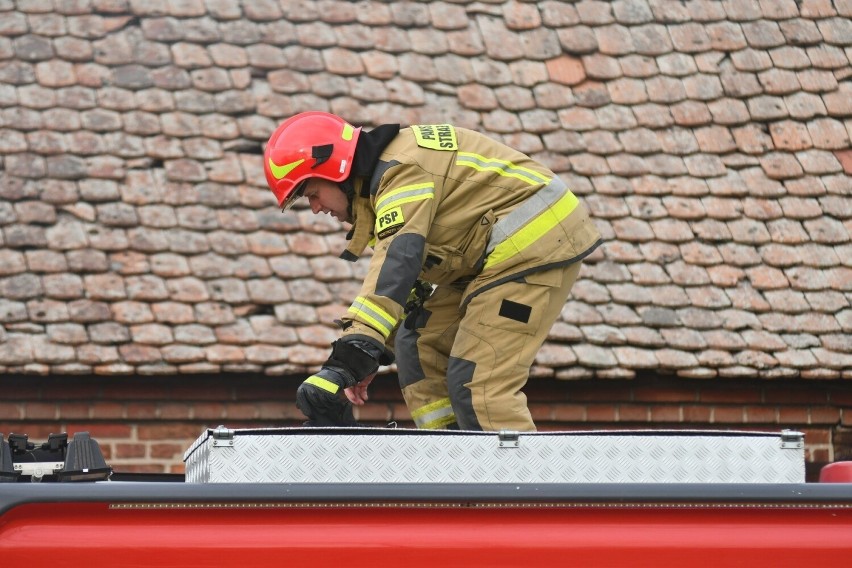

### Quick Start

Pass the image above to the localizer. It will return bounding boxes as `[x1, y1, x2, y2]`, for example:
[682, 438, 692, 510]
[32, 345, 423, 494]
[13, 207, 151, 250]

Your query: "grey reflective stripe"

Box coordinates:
[375, 183, 435, 213]
[456, 152, 551, 186]
[411, 398, 457, 430]
[485, 177, 569, 258]
[348, 296, 396, 338]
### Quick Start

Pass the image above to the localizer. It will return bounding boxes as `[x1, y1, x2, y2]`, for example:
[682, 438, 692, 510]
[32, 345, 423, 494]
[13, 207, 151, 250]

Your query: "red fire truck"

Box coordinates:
[2, 428, 851, 567]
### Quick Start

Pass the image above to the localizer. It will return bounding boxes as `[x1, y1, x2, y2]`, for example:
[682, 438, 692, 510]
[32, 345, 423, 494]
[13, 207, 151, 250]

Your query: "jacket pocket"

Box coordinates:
[420, 210, 495, 283]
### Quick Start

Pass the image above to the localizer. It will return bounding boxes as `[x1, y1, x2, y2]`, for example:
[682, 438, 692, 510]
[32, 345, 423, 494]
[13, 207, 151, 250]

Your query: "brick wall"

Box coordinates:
[3, 374, 850, 481]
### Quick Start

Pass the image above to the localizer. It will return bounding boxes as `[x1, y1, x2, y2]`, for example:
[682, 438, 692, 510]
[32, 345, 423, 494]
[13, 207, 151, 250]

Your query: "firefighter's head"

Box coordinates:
[263, 111, 362, 210]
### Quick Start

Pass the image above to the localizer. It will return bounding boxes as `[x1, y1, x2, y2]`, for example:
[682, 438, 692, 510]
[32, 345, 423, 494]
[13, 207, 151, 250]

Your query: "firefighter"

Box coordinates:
[264, 111, 602, 431]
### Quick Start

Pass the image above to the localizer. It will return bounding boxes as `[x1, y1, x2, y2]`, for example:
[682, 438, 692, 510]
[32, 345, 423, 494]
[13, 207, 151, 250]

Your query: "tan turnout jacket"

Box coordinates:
[338, 125, 602, 351]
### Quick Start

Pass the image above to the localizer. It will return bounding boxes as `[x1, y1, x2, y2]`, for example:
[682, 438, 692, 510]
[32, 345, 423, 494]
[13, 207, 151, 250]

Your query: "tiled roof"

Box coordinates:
[0, 1, 849, 380]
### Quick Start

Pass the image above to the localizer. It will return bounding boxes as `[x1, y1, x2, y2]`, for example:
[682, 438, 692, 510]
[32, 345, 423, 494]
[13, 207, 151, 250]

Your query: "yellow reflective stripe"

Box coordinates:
[484, 190, 579, 270]
[410, 397, 451, 419]
[419, 413, 457, 430]
[348, 296, 396, 338]
[456, 152, 550, 186]
[410, 397, 456, 429]
[304, 375, 339, 394]
[342, 124, 355, 141]
[375, 182, 435, 214]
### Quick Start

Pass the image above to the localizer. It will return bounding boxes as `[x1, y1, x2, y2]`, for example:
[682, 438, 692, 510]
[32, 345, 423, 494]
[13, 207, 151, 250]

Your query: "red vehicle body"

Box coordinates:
[2, 479, 852, 567]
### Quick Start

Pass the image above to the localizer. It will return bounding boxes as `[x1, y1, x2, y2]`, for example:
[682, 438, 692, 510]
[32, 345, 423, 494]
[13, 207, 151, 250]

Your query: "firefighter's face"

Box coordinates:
[305, 178, 350, 223]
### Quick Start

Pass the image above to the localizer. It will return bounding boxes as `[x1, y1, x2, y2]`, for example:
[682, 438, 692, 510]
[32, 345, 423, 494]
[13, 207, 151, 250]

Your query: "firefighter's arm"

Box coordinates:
[297, 168, 438, 424]
[340, 166, 438, 352]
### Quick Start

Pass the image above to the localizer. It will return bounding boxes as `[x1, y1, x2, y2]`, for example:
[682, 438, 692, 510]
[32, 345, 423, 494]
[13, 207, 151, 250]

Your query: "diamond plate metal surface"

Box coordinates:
[184, 428, 804, 484]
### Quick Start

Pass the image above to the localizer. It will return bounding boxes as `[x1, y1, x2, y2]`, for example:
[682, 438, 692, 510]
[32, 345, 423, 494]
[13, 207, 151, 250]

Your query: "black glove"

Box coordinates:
[296, 340, 383, 427]
[296, 376, 359, 427]
[324, 339, 382, 386]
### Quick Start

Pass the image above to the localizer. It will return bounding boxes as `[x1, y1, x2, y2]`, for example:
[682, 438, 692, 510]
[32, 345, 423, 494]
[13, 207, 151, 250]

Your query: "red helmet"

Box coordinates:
[263, 111, 362, 208]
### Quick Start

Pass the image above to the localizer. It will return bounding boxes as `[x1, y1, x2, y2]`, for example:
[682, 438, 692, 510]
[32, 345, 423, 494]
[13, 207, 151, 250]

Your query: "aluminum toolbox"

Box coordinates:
[183, 427, 805, 484]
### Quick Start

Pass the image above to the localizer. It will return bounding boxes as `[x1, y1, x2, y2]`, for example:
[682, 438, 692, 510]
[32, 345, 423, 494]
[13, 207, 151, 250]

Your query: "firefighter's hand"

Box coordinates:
[345, 372, 376, 406]
[296, 375, 359, 427]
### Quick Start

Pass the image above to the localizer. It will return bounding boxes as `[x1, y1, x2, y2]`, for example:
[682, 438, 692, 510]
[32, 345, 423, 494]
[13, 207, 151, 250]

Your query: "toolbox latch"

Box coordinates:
[498, 430, 520, 449]
[780, 430, 804, 450]
[211, 425, 235, 448]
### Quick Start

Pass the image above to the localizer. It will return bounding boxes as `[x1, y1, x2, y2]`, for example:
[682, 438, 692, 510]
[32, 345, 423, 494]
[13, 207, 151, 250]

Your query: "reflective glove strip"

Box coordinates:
[411, 397, 456, 430]
[484, 178, 579, 270]
[348, 296, 396, 339]
[304, 375, 340, 395]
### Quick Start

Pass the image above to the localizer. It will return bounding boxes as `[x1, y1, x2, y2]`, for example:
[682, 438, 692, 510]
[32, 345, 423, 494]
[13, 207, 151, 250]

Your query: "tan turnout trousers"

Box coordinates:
[396, 262, 582, 431]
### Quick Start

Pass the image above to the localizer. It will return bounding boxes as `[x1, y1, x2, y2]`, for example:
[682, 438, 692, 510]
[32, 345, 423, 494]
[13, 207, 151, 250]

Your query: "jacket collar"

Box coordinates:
[339, 124, 400, 261]
[340, 180, 375, 261]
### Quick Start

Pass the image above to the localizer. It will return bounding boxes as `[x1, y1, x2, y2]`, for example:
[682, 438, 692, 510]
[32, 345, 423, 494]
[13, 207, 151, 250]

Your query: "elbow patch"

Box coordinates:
[376, 233, 426, 305]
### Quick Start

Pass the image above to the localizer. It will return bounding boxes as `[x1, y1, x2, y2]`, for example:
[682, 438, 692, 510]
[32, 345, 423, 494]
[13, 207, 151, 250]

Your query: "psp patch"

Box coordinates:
[376, 206, 405, 239]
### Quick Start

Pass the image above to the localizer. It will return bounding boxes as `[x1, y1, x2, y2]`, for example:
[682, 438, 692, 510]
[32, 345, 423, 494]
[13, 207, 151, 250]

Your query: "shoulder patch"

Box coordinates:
[376, 206, 405, 239]
[411, 124, 458, 151]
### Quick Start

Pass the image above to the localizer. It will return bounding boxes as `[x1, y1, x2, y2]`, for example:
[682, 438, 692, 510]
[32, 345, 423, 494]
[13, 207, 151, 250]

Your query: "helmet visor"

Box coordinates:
[281, 179, 308, 211]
